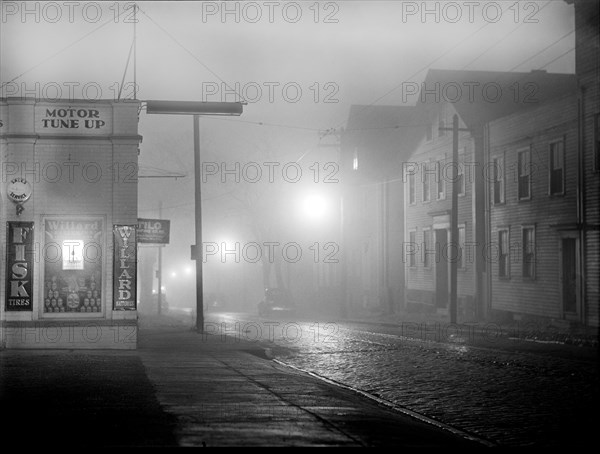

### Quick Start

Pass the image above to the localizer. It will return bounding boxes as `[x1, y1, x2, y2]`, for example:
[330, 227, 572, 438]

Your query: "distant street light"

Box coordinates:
[145, 100, 244, 332]
[301, 193, 330, 222]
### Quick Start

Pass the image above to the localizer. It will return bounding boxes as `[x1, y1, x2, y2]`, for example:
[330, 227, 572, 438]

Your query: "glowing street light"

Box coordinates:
[302, 194, 328, 220]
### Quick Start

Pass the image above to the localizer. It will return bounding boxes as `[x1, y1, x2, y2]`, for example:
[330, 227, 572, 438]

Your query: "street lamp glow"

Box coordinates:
[302, 194, 329, 221]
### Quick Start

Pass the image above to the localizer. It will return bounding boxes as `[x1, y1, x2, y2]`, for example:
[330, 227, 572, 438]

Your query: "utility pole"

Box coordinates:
[440, 114, 469, 324]
[193, 115, 204, 332]
[157, 200, 162, 315]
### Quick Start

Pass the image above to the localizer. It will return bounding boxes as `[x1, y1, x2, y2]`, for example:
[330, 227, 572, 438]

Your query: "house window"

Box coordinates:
[493, 155, 505, 204]
[549, 139, 565, 195]
[422, 162, 431, 202]
[522, 226, 535, 279]
[457, 225, 466, 269]
[423, 228, 432, 268]
[436, 160, 445, 200]
[457, 150, 466, 196]
[352, 148, 359, 171]
[408, 172, 416, 205]
[408, 230, 417, 267]
[518, 147, 531, 200]
[498, 228, 510, 279]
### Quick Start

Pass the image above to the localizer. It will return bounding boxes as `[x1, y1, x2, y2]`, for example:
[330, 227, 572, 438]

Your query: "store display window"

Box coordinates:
[43, 217, 103, 315]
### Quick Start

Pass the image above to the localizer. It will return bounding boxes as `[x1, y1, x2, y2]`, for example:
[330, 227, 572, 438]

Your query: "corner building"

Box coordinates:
[0, 98, 142, 349]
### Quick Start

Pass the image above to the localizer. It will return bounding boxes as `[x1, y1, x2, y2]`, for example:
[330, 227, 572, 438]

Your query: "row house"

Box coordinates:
[342, 1, 598, 329]
[402, 69, 577, 321]
[486, 90, 581, 325]
[487, 0, 598, 328]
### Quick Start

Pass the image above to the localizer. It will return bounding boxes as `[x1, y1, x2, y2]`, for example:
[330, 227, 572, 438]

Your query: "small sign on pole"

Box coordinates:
[137, 218, 170, 244]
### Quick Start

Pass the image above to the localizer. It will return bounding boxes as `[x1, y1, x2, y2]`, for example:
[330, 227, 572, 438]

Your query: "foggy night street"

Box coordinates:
[2, 0, 600, 449]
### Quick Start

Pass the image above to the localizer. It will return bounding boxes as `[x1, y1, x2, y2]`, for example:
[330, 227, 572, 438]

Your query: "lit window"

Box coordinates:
[62, 240, 84, 270]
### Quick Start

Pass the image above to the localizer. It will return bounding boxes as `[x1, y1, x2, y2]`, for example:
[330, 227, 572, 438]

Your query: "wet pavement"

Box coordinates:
[198, 310, 600, 447]
[0, 316, 489, 448]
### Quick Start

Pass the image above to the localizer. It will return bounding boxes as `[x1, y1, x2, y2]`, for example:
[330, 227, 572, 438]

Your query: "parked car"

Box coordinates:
[258, 288, 295, 316]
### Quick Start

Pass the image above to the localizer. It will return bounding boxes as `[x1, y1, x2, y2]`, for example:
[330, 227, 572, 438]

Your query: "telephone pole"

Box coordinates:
[439, 114, 469, 324]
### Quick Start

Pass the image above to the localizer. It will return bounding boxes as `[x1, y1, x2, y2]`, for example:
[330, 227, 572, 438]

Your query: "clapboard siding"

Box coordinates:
[405, 103, 476, 304]
[488, 93, 578, 318]
[574, 0, 600, 327]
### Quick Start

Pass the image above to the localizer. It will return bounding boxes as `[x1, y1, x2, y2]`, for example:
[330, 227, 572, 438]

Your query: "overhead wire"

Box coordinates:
[0, 6, 129, 91]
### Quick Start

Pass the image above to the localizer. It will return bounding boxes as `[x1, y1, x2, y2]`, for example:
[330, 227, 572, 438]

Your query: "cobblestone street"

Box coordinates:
[205, 313, 599, 447]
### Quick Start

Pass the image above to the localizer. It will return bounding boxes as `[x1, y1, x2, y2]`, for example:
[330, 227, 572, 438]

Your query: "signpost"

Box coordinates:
[145, 100, 244, 333]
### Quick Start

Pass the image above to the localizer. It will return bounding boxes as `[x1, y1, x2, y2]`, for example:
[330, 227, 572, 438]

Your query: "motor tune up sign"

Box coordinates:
[5, 222, 34, 311]
[113, 225, 137, 311]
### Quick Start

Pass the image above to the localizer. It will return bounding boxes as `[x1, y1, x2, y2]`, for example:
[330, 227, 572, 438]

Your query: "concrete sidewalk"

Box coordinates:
[0, 322, 491, 448]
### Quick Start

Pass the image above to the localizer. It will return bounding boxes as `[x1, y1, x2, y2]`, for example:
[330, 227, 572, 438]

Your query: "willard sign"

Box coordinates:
[137, 218, 170, 244]
[113, 225, 137, 311]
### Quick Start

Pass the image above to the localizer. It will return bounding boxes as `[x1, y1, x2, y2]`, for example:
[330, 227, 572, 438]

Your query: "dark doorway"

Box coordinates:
[435, 229, 448, 308]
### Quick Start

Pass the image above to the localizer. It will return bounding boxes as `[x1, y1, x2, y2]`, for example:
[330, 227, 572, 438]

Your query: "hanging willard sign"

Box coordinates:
[5, 221, 34, 311]
[137, 218, 170, 244]
[113, 225, 137, 311]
